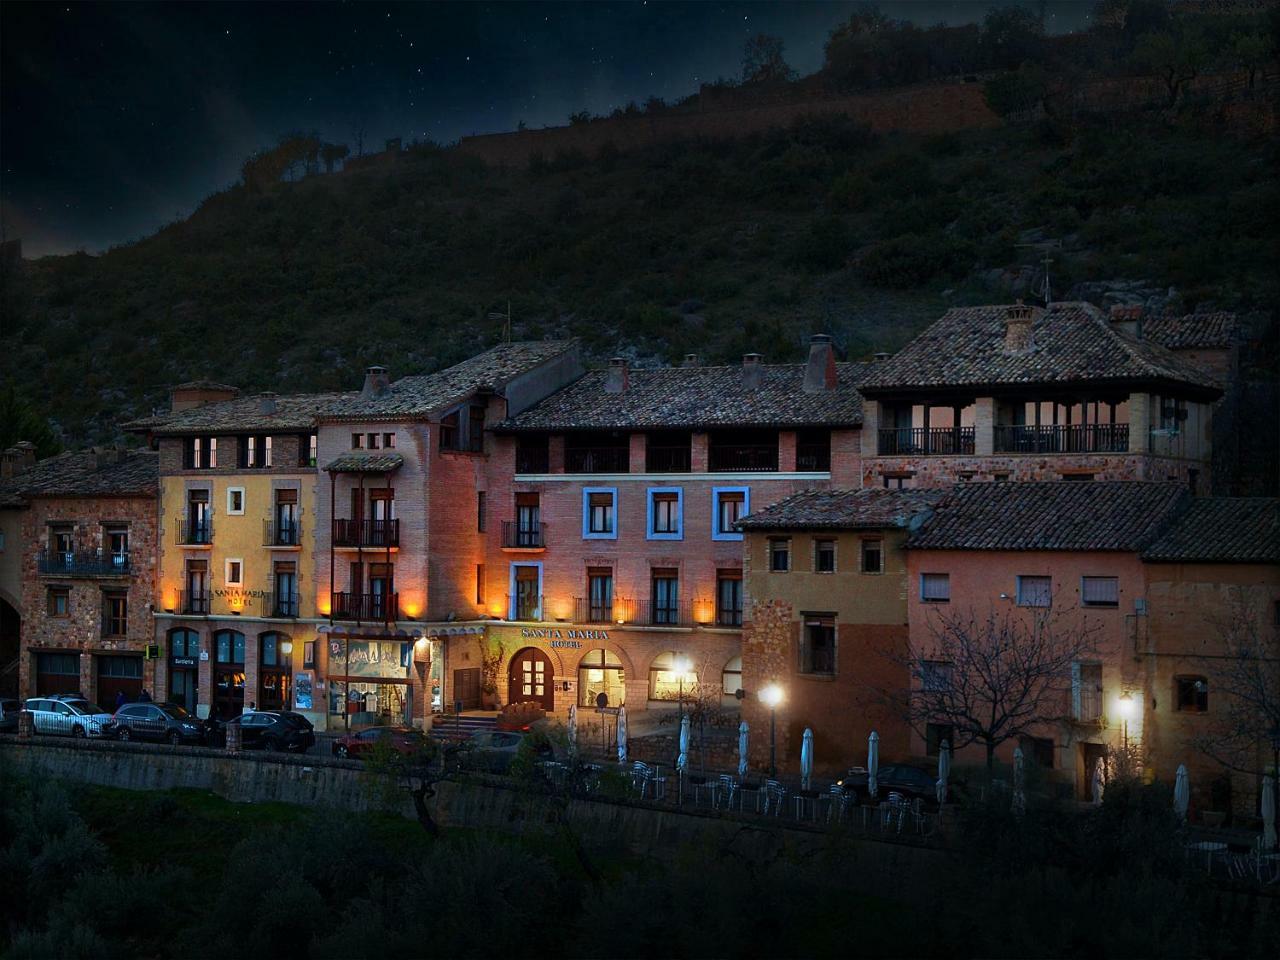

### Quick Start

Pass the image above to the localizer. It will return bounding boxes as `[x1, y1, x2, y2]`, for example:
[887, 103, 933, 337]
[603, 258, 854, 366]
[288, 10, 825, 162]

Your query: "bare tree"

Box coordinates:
[889, 606, 1102, 770]
[742, 34, 797, 85]
[1194, 590, 1280, 820]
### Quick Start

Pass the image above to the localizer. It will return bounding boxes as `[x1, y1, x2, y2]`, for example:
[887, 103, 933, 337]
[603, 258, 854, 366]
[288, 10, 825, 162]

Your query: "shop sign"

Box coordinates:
[172, 656, 197, 667]
[328, 639, 411, 679]
[520, 627, 609, 648]
[213, 588, 268, 606]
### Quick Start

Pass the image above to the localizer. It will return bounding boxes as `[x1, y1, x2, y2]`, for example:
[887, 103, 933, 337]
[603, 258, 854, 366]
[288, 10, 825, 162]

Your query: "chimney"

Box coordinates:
[92, 446, 124, 470]
[1004, 301, 1034, 354]
[361, 365, 391, 399]
[742, 353, 764, 390]
[873, 352, 891, 363]
[1, 441, 37, 479]
[170, 381, 238, 412]
[682, 353, 699, 367]
[803, 334, 837, 393]
[1109, 304, 1144, 340]
[604, 357, 629, 394]
[258, 392, 279, 415]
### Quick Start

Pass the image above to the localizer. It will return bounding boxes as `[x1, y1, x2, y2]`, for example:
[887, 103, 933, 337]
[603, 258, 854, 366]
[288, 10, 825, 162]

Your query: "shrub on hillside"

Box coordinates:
[791, 215, 851, 271]
[857, 232, 972, 288]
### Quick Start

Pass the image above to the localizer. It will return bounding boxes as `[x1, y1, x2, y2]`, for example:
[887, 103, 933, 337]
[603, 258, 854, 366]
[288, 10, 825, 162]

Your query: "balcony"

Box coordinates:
[708, 444, 778, 472]
[573, 597, 697, 627]
[565, 446, 629, 473]
[505, 593, 545, 622]
[645, 444, 692, 473]
[501, 521, 546, 549]
[995, 423, 1129, 455]
[179, 590, 210, 615]
[331, 591, 399, 622]
[265, 591, 300, 618]
[264, 519, 303, 547]
[515, 446, 550, 474]
[38, 550, 131, 576]
[878, 427, 975, 456]
[332, 518, 399, 549]
[176, 516, 212, 545]
[796, 442, 831, 471]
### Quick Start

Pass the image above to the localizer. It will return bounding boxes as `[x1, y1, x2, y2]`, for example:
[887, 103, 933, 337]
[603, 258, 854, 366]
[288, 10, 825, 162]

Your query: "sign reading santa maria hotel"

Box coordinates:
[122, 338, 866, 729]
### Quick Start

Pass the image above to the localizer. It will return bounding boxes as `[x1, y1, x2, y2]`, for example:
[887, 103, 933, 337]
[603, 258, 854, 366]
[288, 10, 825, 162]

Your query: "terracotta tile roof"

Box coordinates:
[1142, 498, 1280, 564]
[499, 362, 870, 431]
[738, 487, 945, 531]
[1143, 313, 1239, 350]
[0, 449, 158, 506]
[322, 341, 579, 421]
[907, 481, 1189, 552]
[125, 391, 351, 436]
[858, 303, 1221, 397]
[324, 453, 405, 473]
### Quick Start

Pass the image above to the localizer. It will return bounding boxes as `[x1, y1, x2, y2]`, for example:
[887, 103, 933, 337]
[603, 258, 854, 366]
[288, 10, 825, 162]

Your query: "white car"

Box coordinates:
[24, 695, 114, 738]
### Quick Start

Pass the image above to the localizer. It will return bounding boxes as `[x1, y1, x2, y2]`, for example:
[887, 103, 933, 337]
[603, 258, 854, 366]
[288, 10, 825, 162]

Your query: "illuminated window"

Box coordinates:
[578, 648, 625, 708]
[648, 651, 696, 701]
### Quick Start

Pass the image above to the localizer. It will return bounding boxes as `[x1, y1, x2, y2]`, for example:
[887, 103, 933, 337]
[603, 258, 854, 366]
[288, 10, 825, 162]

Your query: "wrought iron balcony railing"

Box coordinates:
[501, 521, 546, 548]
[332, 518, 399, 548]
[877, 427, 975, 456]
[264, 519, 302, 546]
[331, 591, 399, 622]
[38, 550, 131, 576]
[994, 423, 1129, 455]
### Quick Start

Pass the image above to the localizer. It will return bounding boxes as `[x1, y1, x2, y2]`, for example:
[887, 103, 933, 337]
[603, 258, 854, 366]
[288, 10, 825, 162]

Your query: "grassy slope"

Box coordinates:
[3, 112, 1274, 444]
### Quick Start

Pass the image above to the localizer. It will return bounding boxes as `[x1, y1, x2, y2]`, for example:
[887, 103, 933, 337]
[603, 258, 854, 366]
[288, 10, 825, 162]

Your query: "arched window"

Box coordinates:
[648, 651, 697, 702]
[168, 628, 200, 660]
[721, 655, 743, 704]
[578, 648, 625, 708]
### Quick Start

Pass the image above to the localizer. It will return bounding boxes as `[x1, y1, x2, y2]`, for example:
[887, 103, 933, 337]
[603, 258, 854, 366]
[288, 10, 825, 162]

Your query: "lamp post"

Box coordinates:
[1117, 690, 1135, 752]
[760, 682, 784, 780]
[1270, 724, 1280, 849]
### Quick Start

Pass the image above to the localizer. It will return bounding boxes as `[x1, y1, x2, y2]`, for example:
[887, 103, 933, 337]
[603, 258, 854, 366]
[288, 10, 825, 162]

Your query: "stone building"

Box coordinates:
[856, 302, 1223, 491]
[9, 448, 159, 704]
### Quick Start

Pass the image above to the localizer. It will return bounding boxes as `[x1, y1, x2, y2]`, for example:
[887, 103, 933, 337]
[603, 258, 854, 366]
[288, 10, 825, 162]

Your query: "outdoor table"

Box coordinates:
[1187, 840, 1227, 874]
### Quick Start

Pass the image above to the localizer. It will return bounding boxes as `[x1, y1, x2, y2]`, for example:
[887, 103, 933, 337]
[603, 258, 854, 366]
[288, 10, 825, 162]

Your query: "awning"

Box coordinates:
[324, 453, 404, 473]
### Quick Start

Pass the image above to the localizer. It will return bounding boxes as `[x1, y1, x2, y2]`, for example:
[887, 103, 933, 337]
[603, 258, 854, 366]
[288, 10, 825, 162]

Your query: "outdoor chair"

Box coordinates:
[819, 783, 847, 824]
[762, 779, 788, 817]
[714, 774, 738, 810]
[736, 778, 763, 813]
[631, 761, 653, 798]
[794, 784, 821, 821]
[690, 775, 717, 807]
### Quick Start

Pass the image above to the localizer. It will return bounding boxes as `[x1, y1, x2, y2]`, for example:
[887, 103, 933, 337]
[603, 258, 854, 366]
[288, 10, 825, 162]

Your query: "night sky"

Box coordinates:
[1, 1, 1091, 258]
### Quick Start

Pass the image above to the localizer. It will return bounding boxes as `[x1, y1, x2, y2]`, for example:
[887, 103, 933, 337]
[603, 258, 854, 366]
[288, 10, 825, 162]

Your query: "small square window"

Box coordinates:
[712, 488, 748, 541]
[1081, 576, 1119, 607]
[1175, 676, 1208, 713]
[584, 488, 618, 539]
[367, 432, 381, 450]
[383, 432, 396, 449]
[921, 573, 950, 603]
[1017, 576, 1052, 608]
[919, 660, 952, 692]
[800, 615, 836, 675]
[47, 587, 69, 617]
[861, 539, 882, 574]
[814, 539, 836, 573]
[352, 433, 365, 450]
[769, 538, 790, 572]
[227, 487, 245, 515]
[225, 559, 243, 586]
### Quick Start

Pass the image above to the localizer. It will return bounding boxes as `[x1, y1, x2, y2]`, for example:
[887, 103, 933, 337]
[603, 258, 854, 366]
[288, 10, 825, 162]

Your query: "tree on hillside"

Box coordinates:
[742, 34, 796, 85]
[885, 606, 1101, 770]
[980, 5, 1045, 70]
[1232, 32, 1274, 89]
[1133, 27, 1209, 105]
[0, 385, 61, 459]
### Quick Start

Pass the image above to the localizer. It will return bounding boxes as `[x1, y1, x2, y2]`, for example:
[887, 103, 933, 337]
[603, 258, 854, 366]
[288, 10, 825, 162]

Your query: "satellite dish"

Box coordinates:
[595, 692, 608, 709]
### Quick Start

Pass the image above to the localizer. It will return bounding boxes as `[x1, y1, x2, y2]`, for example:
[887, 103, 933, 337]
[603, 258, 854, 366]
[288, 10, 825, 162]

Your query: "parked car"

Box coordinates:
[226, 710, 315, 752]
[841, 763, 950, 806]
[0, 698, 21, 733]
[24, 695, 115, 738]
[110, 701, 207, 745]
[332, 725, 428, 760]
[457, 730, 549, 774]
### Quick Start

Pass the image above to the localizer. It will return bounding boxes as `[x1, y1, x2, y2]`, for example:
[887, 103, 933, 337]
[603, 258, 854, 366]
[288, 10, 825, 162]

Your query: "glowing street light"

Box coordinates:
[760, 683, 785, 779]
[1117, 690, 1135, 750]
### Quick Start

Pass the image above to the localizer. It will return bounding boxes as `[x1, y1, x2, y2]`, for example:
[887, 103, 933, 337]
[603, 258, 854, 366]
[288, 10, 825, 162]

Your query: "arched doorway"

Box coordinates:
[508, 647, 554, 711]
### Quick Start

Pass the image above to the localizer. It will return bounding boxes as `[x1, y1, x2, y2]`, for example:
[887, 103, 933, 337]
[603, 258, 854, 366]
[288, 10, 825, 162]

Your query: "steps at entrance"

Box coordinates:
[429, 713, 496, 739]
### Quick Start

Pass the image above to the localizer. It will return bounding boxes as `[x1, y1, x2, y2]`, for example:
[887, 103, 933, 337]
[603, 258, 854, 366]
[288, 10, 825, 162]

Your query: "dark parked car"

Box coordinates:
[457, 730, 550, 774]
[226, 710, 315, 752]
[0, 698, 21, 733]
[841, 763, 948, 806]
[332, 725, 427, 760]
[110, 702, 207, 745]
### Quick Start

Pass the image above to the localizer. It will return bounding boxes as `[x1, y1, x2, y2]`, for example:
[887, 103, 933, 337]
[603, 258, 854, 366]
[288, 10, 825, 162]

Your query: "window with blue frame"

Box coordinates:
[582, 487, 618, 539]
[646, 487, 683, 540]
[711, 487, 749, 541]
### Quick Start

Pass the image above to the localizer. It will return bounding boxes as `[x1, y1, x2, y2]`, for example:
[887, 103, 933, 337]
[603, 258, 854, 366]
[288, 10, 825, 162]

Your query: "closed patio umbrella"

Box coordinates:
[1263, 775, 1276, 850]
[801, 728, 814, 791]
[677, 713, 690, 772]
[1091, 758, 1105, 805]
[567, 704, 577, 751]
[738, 721, 749, 780]
[616, 706, 628, 764]
[1174, 764, 1190, 822]
[936, 739, 952, 805]
[1012, 746, 1026, 817]
[868, 731, 880, 800]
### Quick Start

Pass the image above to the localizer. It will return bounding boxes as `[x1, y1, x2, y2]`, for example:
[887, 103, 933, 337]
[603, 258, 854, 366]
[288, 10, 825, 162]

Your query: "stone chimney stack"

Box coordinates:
[361, 365, 391, 399]
[92, 446, 124, 470]
[604, 357, 629, 394]
[1, 441, 37, 479]
[1109, 304, 1145, 340]
[873, 352, 891, 363]
[802, 334, 838, 393]
[742, 353, 764, 390]
[1004, 301, 1034, 354]
[258, 392, 279, 415]
[682, 354, 699, 367]
[170, 381, 239, 412]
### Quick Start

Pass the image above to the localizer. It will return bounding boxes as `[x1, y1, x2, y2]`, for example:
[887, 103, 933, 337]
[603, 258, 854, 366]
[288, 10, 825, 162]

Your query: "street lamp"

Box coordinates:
[760, 682, 784, 779]
[1117, 690, 1135, 751]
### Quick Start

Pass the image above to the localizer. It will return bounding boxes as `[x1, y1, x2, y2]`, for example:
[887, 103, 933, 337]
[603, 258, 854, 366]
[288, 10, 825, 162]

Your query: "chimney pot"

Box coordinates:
[803, 334, 838, 393]
[1004, 302, 1035, 354]
[1, 442, 38, 479]
[361, 365, 391, 399]
[604, 357, 629, 394]
[873, 352, 891, 363]
[682, 353, 699, 367]
[742, 353, 764, 390]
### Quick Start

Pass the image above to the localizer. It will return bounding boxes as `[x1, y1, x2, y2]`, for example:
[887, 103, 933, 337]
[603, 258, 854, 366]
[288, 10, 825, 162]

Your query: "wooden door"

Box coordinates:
[453, 668, 481, 711]
[508, 647, 554, 711]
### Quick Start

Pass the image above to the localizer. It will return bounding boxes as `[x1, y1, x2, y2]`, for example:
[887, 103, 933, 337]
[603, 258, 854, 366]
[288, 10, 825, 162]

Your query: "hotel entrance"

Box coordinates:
[508, 647, 554, 711]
